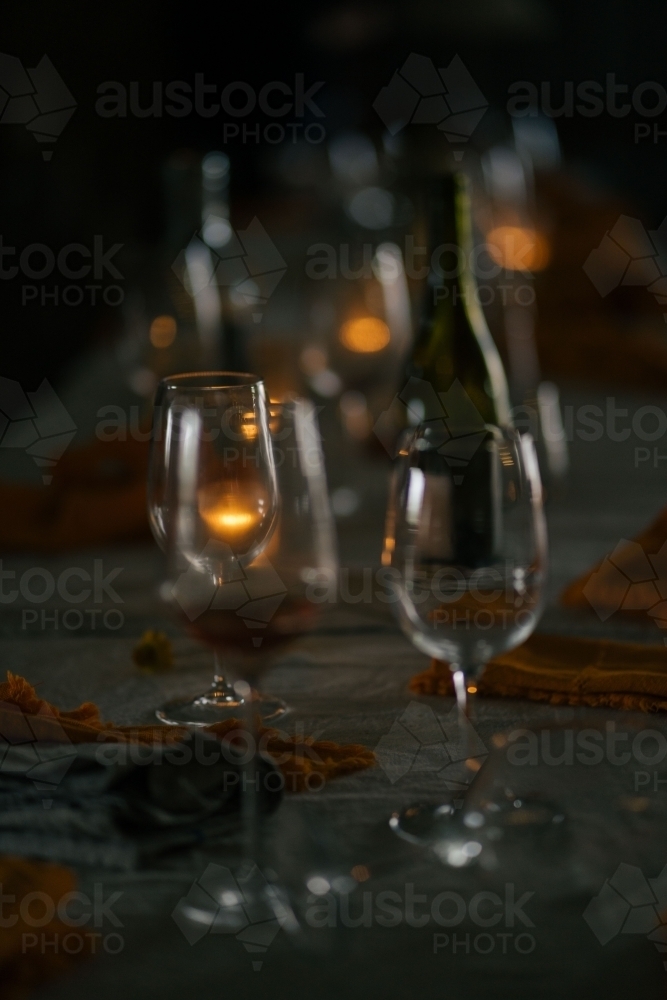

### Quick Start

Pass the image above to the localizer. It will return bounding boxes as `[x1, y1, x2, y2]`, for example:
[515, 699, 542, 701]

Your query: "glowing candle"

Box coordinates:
[199, 488, 267, 545]
[240, 411, 258, 440]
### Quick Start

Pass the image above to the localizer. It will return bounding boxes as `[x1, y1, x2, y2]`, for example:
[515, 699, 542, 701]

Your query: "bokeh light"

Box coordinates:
[149, 315, 177, 348]
[486, 226, 550, 272]
[339, 316, 391, 353]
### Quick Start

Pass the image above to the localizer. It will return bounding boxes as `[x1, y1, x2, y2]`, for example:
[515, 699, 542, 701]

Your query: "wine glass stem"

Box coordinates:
[452, 665, 480, 766]
[241, 682, 261, 866]
[212, 652, 242, 701]
[452, 669, 467, 717]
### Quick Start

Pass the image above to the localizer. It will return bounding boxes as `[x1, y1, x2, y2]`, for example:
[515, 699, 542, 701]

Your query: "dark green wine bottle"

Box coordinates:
[406, 170, 510, 427]
[404, 171, 511, 567]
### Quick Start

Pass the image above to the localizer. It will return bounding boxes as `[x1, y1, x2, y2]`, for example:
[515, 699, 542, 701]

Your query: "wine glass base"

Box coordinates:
[390, 794, 565, 864]
[172, 858, 299, 960]
[389, 801, 458, 845]
[483, 794, 566, 832]
[156, 692, 288, 727]
[390, 801, 485, 867]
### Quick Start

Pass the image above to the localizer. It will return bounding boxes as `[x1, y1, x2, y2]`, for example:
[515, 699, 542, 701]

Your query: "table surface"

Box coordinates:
[2, 385, 667, 999]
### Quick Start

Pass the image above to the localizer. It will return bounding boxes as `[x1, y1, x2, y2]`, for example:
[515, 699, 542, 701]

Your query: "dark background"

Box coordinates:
[2, 0, 666, 387]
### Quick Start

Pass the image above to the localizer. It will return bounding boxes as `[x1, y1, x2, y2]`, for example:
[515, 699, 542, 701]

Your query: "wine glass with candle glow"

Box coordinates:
[148, 372, 272, 726]
[148, 372, 283, 724]
[153, 377, 337, 924]
[148, 373, 337, 730]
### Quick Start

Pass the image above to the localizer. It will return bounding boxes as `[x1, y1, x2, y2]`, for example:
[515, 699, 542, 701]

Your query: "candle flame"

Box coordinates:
[239, 411, 258, 440]
[206, 509, 257, 532]
[199, 489, 265, 543]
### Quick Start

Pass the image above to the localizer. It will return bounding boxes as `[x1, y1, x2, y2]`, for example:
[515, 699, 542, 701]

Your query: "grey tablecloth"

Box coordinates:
[2, 386, 667, 999]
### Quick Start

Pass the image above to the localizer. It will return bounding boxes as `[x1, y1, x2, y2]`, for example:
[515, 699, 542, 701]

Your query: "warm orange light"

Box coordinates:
[486, 226, 550, 272]
[268, 401, 283, 435]
[467, 685, 478, 694]
[238, 404, 282, 438]
[149, 315, 177, 348]
[240, 411, 258, 440]
[206, 509, 257, 533]
[199, 489, 265, 544]
[351, 865, 370, 882]
[340, 316, 391, 353]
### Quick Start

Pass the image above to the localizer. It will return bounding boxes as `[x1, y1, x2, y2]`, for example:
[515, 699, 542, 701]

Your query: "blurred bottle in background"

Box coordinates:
[128, 149, 250, 407]
[53, 150, 252, 444]
[295, 131, 413, 432]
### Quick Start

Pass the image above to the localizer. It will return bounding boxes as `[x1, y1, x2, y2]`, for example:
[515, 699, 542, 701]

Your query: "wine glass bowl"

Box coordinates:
[148, 372, 277, 562]
[385, 423, 546, 692]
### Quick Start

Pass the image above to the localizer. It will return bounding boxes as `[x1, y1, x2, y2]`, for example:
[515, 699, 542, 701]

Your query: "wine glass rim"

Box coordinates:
[159, 371, 262, 390]
[401, 421, 518, 450]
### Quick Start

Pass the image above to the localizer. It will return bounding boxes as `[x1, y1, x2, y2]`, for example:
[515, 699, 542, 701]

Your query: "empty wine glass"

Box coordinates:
[382, 422, 548, 853]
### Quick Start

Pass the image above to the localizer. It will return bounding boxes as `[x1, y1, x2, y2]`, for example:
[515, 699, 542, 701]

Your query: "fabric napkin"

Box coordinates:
[560, 507, 667, 633]
[0, 737, 280, 870]
[0, 855, 87, 1000]
[410, 633, 667, 712]
[0, 672, 375, 869]
[0, 672, 375, 789]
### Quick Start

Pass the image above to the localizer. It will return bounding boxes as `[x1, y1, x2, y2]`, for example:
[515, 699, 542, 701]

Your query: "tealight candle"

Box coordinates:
[199, 487, 268, 546]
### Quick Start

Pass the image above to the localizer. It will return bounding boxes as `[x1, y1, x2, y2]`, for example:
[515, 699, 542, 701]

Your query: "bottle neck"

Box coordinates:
[425, 172, 511, 427]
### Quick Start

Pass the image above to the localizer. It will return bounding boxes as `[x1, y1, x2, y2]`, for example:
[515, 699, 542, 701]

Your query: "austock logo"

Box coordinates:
[374, 701, 487, 788]
[0, 54, 76, 160]
[583, 214, 667, 320]
[172, 862, 291, 970]
[373, 375, 488, 481]
[94, 73, 326, 146]
[582, 537, 667, 642]
[0, 376, 76, 484]
[584, 863, 667, 966]
[373, 53, 487, 145]
[171, 540, 286, 646]
[173, 216, 287, 323]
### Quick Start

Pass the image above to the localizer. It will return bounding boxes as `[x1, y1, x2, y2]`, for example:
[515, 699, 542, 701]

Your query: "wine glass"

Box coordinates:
[149, 372, 301, 722]
[382, 422, 548, 853]
[155, 379, 338, 732]
[158, 380, 336, 930]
